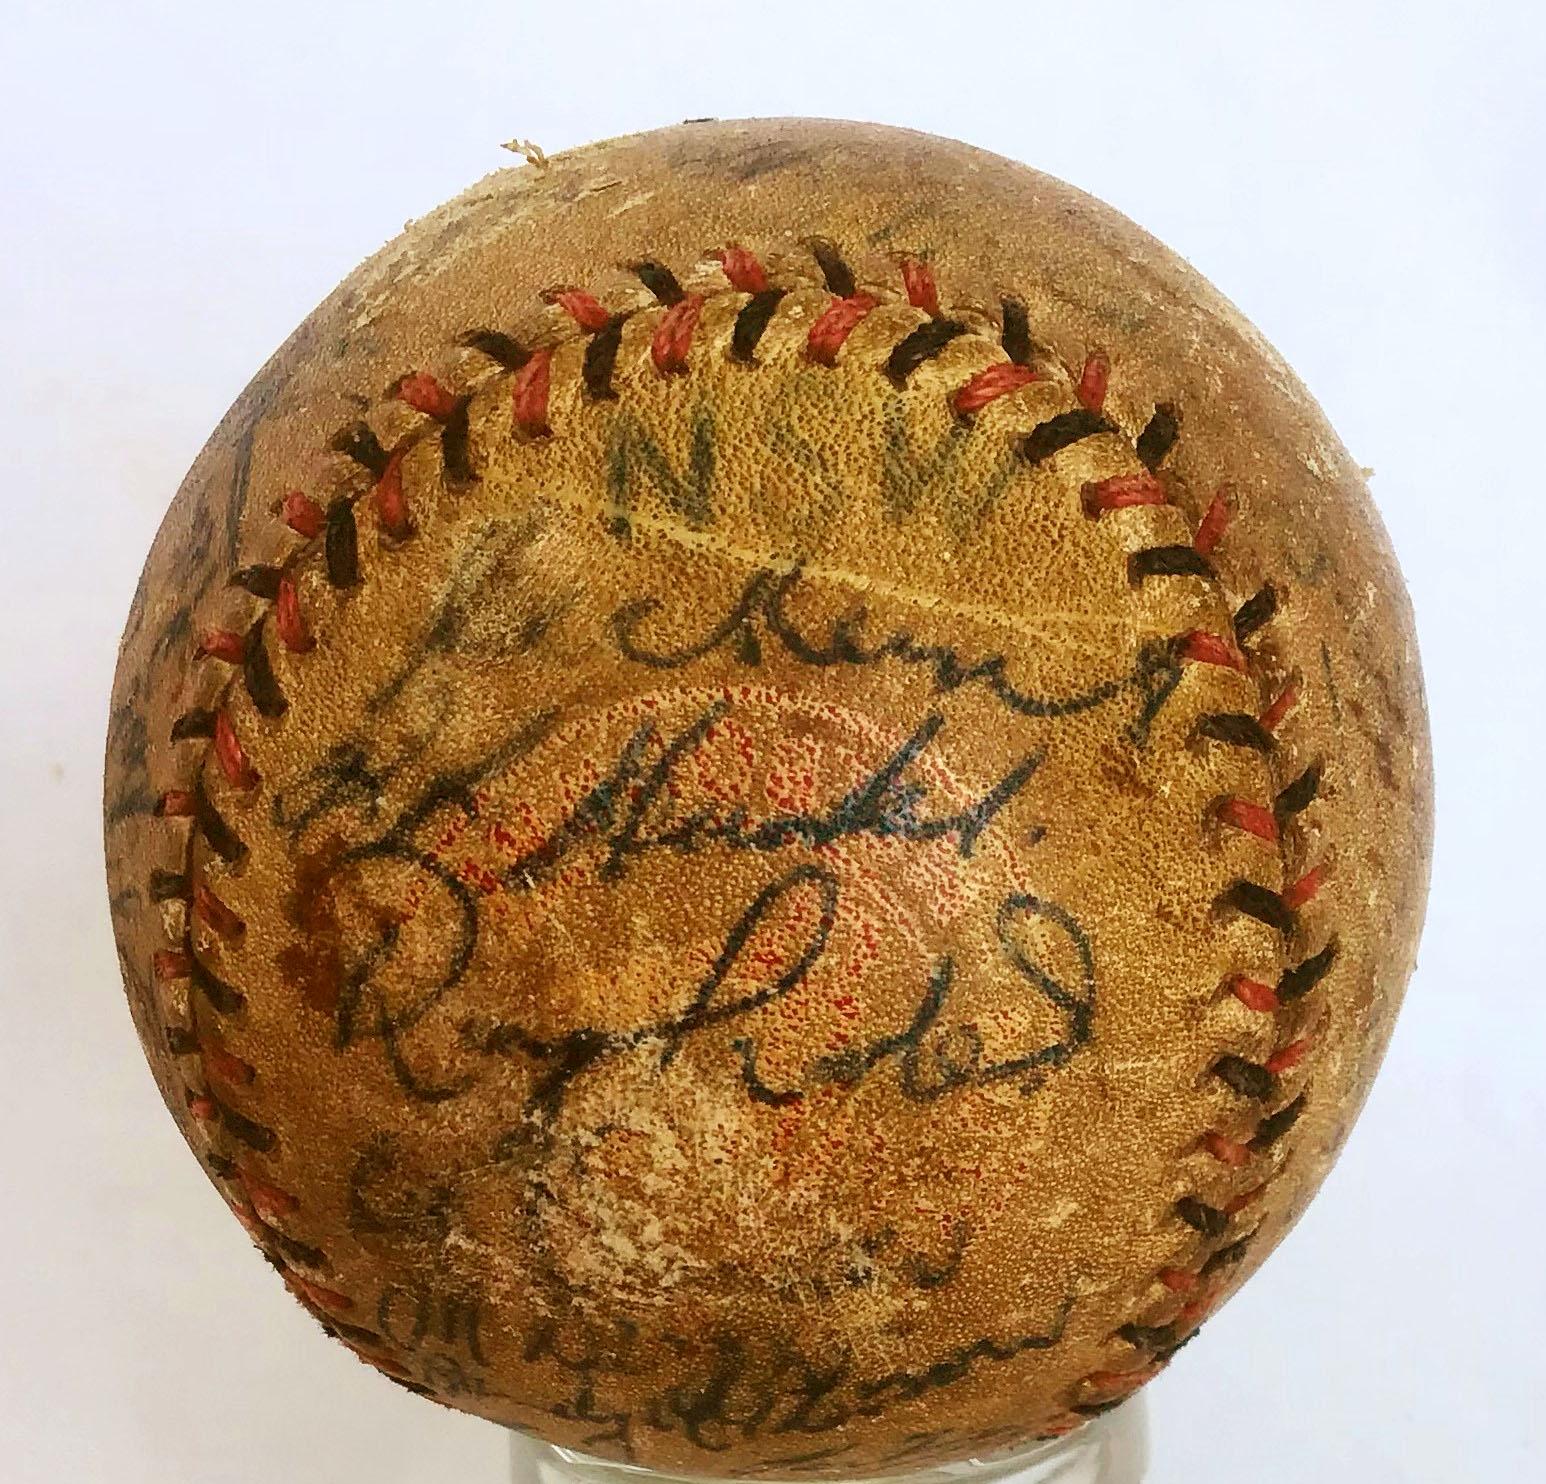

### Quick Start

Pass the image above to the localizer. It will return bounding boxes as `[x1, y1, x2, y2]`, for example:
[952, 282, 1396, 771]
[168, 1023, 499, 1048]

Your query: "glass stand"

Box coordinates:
[510, 1399, 1146, 1484]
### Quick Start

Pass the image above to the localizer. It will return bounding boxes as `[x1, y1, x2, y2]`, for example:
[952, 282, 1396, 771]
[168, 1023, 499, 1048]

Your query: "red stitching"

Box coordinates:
[953, 362, 1039, 415]
[289, 1274, 355, 1313]
[651, 294, 704, 375]
[1076, 351, 1110, 412]
[1229, 975, 1281, 1012]
[1201, 1131, 1252, 1167]
[1082, 472, 1167, 515]
[1218, 798, 1279, 843]
[201, 1037, 256, 1086]
[372, 448, 413, 540]
[193, 882, 244, 939]
[549, 288, 611, 332]
[1281, 865, 1326, 910]
[900, 258, 940, 316]
[716, 245, 768, 294]
[1266, 1037, 1312, 1076]
[240, 1168, 299, 1222]
[396, 370, 458, 420]
[807, 293, 878, 365]
[1157, 1267, 1199, 1293]
[1193, 488, 1231, 556]
[213, 710, 258, 789]
[1259, 682, 1298, 732]
[156, 788, 196, 818]
[1177, 631, 1246, 671]
[282, 491, 323, 539]
[153, 949, 191, 982]
[197, 629, 245, 664]
[274, 575, 313, 653]
[512, 348, 553, 436]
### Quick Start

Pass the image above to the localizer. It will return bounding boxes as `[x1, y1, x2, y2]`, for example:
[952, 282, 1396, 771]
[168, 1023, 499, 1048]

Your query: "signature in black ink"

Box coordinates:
[611, 567, 1183, 744]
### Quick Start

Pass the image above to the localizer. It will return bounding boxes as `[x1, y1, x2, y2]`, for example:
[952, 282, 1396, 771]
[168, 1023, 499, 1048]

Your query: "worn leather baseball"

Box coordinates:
[104, 119, 1431, 1475]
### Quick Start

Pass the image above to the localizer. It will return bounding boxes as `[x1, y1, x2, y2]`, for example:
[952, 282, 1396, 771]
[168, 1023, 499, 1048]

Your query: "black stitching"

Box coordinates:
[1072, 1398, 1127, 1418]
[1275, 761, 1322, 817]
[1278, 940, 1337, 1003]
[1200, 1236, 1251, 1276]
[1000, 296, 1031, 365]
[325, 499, 359, 587]
[205, 1151, 237, 1179]
[1118, 1321, 1178, 1351]
[242, 623, 287, 719]
[192, 782, 247, 864]
[441, 400, 473, 483]
[1136, 403, 1180, 469]
[169, 709, 217, 743]
[216, 1099, 278, 1153]
[1128, 546, 1215, 584]
[582, 318, 624, 401]
[330, 422, 390, 478]
[807, 237, 856, 298]
[1234, 585, 1279, 643]
[1251, 1093, 1306, 1149]
[165, 1025, 198, 1055]
[329, 1321, 386, 1348]
[1213, 1055, 1276, 1101]
[1020, 408, 1114, 466]
[149, 868, 190, 902]
[270, 1231, 327, 1269]
[231, 565, 282, 600]
[633, 260, 683, 304]
[460, 329, 528, 369]
[731, 288, 786, 363]
[1217, 879, 1296, 936]
[1196, 712, 1276, 753]
[885, 319, 967, 386]
[190, 954, 245, 1014]
[1175, 1197, 1228, 1239]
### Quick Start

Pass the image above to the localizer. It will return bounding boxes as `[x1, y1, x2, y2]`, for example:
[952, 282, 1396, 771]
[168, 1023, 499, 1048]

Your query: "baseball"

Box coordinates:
[103, 119, 1431, 1475]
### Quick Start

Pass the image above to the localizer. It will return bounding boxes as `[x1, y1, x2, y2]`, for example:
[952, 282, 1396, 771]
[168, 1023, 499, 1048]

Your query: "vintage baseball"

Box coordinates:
[104, 119, 1432, 1474]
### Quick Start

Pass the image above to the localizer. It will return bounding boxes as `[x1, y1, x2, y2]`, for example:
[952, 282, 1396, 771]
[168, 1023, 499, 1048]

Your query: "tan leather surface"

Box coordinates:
[103, 119, 1431, 1476]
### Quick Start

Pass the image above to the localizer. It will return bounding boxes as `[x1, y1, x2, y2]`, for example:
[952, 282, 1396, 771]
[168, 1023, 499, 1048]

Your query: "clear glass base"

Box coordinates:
[509, 1399, 1146, 1484]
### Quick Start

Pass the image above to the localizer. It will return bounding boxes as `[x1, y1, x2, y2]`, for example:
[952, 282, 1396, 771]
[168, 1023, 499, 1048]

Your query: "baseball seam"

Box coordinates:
[144, 240, 1334, 1427]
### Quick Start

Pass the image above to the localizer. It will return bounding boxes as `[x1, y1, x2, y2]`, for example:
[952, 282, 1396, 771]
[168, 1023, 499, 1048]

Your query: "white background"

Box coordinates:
[1, 1, 1542, 1479]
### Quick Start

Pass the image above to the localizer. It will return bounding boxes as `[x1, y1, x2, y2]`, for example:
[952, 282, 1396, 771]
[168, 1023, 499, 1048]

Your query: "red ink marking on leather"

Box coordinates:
[651, 294, 704, 374]
[396, 371, 457, 420]
[1282, 865, 1325, 910]
[551, 289, 611, 332]
[512, 348, 553, 434]
[1259, 683, 1298, 732]
[1177, 631, 1245, 671]
[1229, 975, 1280, 1013]
[373, 448, 412, 540]
[197, 629, 245, 664]
[213, 711, 258, 790]
[1076, 352, 1110, 412]
[954, 362, 1039, 415]
[1266, 1037, 1312, 1076]
[282, 491, 324, 539]
[807, 293, 878, 365]
[193, 883, 244, 939]
[1082, 472, 1168, 515]
[274, 575, 313, 653]
[1193, 488, 1231, 556]
[901, 259, 940, 316]
[716, 246, 768, 294]
[1219, 798, 1279, 843]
